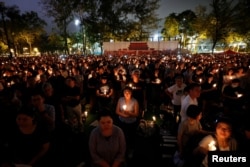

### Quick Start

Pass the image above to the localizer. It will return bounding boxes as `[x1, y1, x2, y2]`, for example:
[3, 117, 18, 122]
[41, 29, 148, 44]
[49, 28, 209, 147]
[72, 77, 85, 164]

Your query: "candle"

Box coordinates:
[208, 140, 216, 151]
[122, 105, 127, 110]
[103, 89, 107, 95]
[213, 84, 217, 88]
[152, 116, 156, 122]
[155, 78, 161, 84]
[84, 111, 88, 118]
[237, 94, 243, 98]
[199, 78, 202, 83]
[88, 74, 92, 79]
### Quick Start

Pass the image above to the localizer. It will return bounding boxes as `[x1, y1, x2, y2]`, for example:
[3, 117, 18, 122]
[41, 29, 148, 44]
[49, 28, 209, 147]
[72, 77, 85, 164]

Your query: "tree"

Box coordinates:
[233, 0, 250, 51]
[40, 0, 78, 55]
[17, 11, 46, 54]
[207, 0, 237, 53]
[177, 10, 197, 48]
[38, 32, 64, 54]
[162, 13, 179, 40]
[132, 0, 160, 40]
[193, 5, 209, 36]
[0, 2, 20, 56]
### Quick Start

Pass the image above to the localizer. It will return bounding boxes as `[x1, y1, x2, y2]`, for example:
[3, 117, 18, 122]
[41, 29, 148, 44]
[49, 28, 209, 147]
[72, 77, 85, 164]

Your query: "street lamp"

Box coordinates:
[74, 18, 86, 55]
[75, 19, 80, 26]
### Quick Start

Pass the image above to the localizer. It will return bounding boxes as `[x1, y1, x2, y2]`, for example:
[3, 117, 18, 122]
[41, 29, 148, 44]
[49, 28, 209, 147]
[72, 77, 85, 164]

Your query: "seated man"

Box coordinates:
[31, 90, 55, 132]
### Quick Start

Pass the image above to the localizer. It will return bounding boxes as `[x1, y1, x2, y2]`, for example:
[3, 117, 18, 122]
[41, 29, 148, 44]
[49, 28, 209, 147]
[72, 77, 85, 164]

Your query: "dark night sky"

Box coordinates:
[2, 0, 211, 32]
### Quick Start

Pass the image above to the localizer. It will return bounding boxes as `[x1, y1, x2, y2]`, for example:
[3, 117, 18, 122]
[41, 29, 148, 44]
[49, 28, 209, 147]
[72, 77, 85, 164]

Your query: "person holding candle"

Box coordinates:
[176, 105, 210, 167]
[191, 66, 205, 84]
[147, 68, 164, 109]
[222, 68, 236, 92]
[200, 74, 219, 120]
[115, 86, 139, 157]
[222, 78, 245, 114]
[96, 74, 114, 112]
[61, 76, 83, 133]
[166, 75, 187, 126]
[193, 117, 238, 167]
[89, 111, 126, 167]
[125, 69, 146, 116]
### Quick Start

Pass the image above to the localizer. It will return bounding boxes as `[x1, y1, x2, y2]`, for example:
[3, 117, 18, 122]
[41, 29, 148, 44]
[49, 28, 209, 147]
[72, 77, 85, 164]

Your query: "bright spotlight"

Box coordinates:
[75, 19, 80, 26]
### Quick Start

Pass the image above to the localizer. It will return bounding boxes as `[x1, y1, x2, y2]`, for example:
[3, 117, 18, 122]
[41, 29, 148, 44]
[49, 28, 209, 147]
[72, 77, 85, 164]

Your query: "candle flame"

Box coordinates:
[237, 94, 243, 98]
[84, 111, 88, 117]
[208, 140, 216, 151]
[152, 116, 156, 121]
[122, 105, 127, 110]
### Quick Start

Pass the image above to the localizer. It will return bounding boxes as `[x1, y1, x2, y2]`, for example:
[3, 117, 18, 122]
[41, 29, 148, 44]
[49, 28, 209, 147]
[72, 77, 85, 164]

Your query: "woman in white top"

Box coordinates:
[116, 86, 139, 150]
[193, 117, 238, 167]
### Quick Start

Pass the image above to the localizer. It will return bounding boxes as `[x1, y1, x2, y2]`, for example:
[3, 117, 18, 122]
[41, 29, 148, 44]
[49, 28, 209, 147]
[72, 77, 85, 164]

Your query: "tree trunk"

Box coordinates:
[29, 43, 32, 55]
[0, 9, 12, 56]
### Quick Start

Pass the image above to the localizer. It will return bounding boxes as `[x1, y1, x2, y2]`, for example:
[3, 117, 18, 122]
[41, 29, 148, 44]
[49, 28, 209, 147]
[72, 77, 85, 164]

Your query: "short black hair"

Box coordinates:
[215, 116, 232, 128]
[30, 89, 44, 98]
[123, 86, 133, 92]
[100, 74, 108, 79]
[97, 110, 113, 121]
[66, 76, 76, 82]
[188, 83, 200, 91]
[17, 106, 35, 118]
[186, 105, 201, 119]
[175, 75, 183, 80]
[231, 78, 240, 83]
[17, 106, 37, 124]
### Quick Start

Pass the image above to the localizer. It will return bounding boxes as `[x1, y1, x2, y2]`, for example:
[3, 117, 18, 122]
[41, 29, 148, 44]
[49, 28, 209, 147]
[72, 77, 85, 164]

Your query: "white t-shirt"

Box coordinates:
[199, 135, 230, 167]
[167, 83, 186, 105]
[180, 95, 198, 121]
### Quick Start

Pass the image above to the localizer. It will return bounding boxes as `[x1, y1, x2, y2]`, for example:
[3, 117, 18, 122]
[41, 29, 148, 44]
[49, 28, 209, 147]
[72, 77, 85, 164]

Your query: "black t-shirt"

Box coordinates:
[201, 81, 218, 100]
[223, 85, 245, 106]
[97, 83, 113, 97]
[63, 86, 81, 107]
[7, 124, 50, 164]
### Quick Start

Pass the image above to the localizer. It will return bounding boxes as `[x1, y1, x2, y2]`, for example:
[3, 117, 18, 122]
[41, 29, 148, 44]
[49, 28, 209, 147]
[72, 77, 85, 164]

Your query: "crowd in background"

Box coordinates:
[0, 53, 250, 167]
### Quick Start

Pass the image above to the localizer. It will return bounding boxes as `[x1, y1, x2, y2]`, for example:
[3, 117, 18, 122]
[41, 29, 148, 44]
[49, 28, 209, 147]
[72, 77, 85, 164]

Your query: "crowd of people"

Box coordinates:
[0, 52, 250, 167]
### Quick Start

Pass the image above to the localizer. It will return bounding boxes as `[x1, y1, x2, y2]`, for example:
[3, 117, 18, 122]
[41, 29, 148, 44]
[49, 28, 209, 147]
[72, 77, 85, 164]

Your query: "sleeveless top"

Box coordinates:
[118, 97, 137, 124]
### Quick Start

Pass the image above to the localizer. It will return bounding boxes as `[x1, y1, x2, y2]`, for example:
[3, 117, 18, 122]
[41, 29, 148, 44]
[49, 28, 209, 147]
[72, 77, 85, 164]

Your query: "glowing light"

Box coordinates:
[152, 116, 156, 122]
[122, 105, 127, 110]
[208, 140, 216, 151]
[75, 19, 80, 26]
[84, 111, 88, 118]
[237, 94, 243, 98]
[155, 78, 161, 84]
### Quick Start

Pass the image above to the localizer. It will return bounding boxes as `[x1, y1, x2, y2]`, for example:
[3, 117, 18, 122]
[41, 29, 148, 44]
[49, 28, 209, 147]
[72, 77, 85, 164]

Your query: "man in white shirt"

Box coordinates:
[166, 75, 186, 122]
[180, 83, 201, 122]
